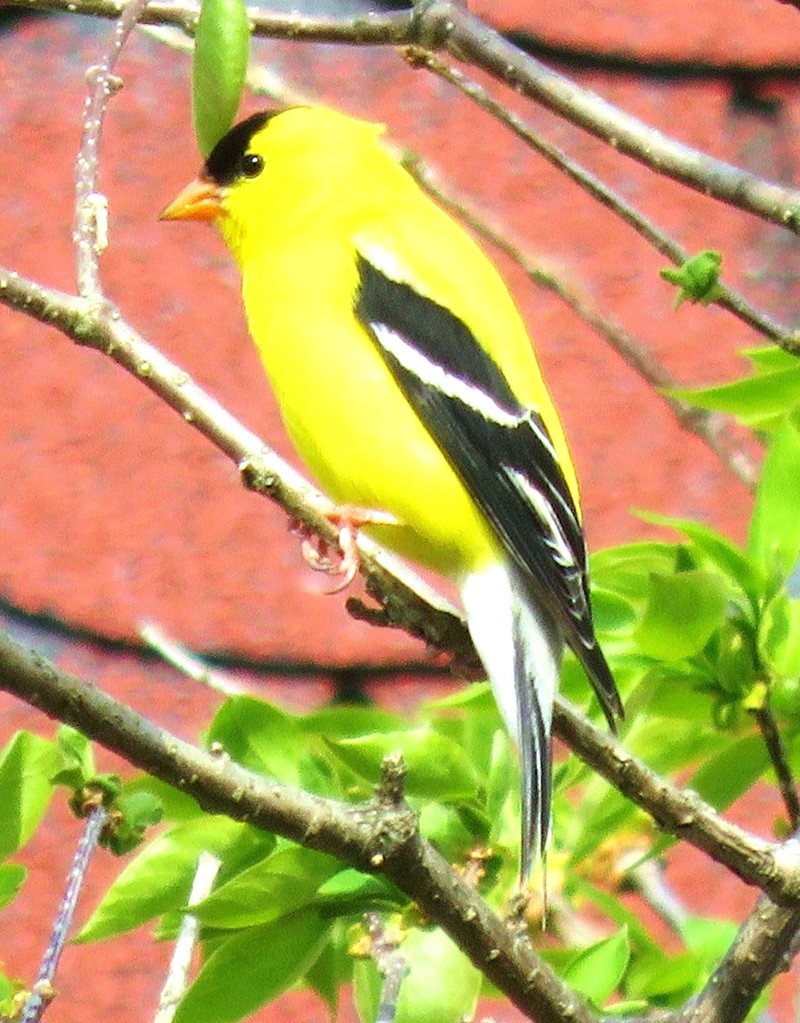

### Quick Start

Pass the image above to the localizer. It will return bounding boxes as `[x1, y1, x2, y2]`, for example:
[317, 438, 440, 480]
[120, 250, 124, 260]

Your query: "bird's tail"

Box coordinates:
[461, 561, 562, 884]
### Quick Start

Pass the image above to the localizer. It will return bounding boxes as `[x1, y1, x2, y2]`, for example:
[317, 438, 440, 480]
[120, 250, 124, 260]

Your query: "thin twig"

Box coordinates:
[20, 804, 109, 1023]
[411, 0, 800, 237]
[364, 913, 410, 1023]
[140, 623, 245, 696]
[622, 855, 689, 937]
[153, 852, 222, 1023]
[408, 49, 800, 356]
[752, 704, 800, 831]
[6, 0, 413, 41]
[74, 0, 151, 298]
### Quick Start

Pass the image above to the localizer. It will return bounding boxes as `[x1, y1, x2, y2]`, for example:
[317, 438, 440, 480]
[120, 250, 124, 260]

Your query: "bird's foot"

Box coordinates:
[291, 505, 398, 594]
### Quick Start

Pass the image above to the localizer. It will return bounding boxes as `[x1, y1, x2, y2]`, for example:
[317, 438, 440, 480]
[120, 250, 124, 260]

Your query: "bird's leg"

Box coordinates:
[290, 505, 399, 593]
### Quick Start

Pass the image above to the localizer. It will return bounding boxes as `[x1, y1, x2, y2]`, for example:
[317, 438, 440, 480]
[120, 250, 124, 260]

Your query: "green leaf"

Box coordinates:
[689, 736, 769, 809]
[300, 706, 404, 738]
[634, 571, 729, 661]
[590, 587, 638, 633]
[750, 411, 800, 577]
[591, 542, 682, 606]
[485, 728, 514, 843]
[682, 915, 738, 961]
[742, 345, 799, 376]
[193, 846, 341, 928]
[0, 971, 14, 1009]
[433, 692, 503, 783]
[207, 696, 304, 786]
[769, 675, 800, 722]
[636, 511, 764, 604]
[660, 250, 722, 306]
[123, 775, 202, 823]
[400, 927, 482, 1023]
[56, 725, 95, 779]
[667, 366, 800, 431]
[77, 817, 272, 942]
[710, 620, 757, 696]
[192, 0, 251, 157]
[629, 716, 716, 776]
[568, 785, 636, 864]
[570, 880, 658, 955]
[626, 950, 701, 1002]
[174, 910, 331, 1023]
[418, 803, 479, 862]
[316, 868, 406, 915]
[563, 927, 630, 1006]
[304, 924, 349, 1017]
[628, 665, 716, 722]
[0, 864, 25, 908]
[604, 1000, 650, 1015]
[325, 727, 478, 801]
[759, 592, 800, 677]
[425, 683, 495, 713]
[0, 732, 58, 860]
[105, 790, 164, 855]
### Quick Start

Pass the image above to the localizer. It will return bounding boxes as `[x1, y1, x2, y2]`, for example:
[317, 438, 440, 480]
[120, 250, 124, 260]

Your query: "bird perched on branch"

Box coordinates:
[161, 105, 623, 882]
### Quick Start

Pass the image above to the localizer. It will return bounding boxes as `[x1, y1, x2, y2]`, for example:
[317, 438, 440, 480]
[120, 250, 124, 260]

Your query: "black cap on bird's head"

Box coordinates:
[203, 110, 278, 186]
[159, 109, 282, 221]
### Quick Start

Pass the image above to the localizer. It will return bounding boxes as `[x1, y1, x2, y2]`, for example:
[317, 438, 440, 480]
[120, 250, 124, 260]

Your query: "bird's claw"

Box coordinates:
[297, 524, 359, 594]
[291, 506, 398, 594]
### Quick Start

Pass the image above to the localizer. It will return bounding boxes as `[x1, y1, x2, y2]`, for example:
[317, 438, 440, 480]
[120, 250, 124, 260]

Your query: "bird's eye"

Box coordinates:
[240, 153, 264, 179]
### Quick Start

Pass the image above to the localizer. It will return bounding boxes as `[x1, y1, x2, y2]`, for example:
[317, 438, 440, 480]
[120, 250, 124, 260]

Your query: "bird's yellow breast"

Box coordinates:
[240, 232, 499, 578]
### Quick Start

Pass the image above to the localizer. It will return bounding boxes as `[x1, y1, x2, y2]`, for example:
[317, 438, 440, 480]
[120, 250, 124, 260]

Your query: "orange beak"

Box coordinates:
[159, 176, 224, 222]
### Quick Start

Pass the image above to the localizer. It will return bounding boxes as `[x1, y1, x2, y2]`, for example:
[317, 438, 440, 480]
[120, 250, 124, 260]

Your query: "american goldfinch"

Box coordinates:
[161, 106, 623, 880]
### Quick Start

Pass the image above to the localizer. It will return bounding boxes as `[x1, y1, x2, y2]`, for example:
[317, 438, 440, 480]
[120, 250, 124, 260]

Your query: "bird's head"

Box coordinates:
[160, 106, 387, 260]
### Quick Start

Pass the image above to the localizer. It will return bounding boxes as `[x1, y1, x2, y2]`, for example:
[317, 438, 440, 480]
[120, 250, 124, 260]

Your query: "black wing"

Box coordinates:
[354, 253, 622, 727]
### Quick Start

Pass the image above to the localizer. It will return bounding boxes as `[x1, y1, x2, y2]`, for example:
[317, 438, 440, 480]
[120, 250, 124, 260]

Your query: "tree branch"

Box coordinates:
[5, 624, 800, 1022]
[553, 700, 796, 904]
[0, 627, 598, 1023]
[411, 0, 800, 236]
[404, 49, 800, 358]
[153, 852, 222, 1023]
[677, 892, 800, 1023]
[5, 0, 413, 42]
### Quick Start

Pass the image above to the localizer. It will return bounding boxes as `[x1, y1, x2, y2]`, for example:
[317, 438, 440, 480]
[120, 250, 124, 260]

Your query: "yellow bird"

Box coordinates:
[161, 106, 623, 881]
